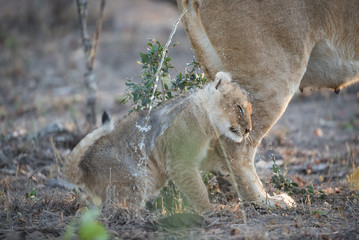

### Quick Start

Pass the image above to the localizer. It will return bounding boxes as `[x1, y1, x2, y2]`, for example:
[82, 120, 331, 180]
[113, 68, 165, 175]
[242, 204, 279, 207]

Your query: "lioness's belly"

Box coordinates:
[300, 40, 359, 90]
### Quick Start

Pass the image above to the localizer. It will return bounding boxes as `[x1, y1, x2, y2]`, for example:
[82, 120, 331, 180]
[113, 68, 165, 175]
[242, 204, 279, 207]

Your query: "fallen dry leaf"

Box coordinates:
[314, 128, 323, 137]
[347, 168, 359, 190]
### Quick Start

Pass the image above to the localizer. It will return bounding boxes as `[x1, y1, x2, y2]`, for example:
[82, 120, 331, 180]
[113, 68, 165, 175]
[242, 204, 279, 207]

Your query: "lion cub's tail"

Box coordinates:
[64, 112, 114, 184]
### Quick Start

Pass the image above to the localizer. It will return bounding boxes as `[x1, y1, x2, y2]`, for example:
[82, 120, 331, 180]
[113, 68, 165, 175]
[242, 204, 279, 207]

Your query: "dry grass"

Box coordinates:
[0, 131, 358, 239]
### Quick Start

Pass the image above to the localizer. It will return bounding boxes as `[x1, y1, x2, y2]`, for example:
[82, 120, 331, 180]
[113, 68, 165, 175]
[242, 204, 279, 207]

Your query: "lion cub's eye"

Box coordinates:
[237, 105, 244, 114]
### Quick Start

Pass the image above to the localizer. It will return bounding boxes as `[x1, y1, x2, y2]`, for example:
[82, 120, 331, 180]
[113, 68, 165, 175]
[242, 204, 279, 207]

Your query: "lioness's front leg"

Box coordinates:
[177, 0, 314, 207]
[225, 139, 296, 208]
[225, 95, 298, 208]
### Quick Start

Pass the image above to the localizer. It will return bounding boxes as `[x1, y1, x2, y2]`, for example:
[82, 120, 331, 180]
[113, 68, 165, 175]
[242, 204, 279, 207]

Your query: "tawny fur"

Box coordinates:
[64, 72, 252, 212]
[177, 0, 359, 207]
[64, 120, 114, 184]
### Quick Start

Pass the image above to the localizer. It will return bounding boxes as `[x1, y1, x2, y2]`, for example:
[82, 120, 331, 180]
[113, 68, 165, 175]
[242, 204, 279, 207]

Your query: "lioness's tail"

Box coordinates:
[64, 112, 114, 184]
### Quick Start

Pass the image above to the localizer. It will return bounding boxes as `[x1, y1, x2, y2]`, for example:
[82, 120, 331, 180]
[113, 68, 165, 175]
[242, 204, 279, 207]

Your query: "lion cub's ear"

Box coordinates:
[102, 111, 111, 125]
[214, 71, 232, 90]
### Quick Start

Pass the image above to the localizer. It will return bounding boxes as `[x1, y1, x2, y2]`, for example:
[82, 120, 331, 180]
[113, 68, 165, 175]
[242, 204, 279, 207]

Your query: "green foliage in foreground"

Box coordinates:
[121, 39, 207, 112]
[64, 208, 109, 240]
[270, 158, 326, 201]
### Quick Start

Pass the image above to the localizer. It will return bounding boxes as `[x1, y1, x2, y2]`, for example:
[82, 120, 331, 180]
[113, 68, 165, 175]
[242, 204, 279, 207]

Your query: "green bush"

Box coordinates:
[121, 39, 207, 112]
[270, 158, 326, 201]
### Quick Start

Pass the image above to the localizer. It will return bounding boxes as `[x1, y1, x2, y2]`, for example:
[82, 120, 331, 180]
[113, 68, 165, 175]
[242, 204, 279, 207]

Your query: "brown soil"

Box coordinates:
[1, 1, 358, 239]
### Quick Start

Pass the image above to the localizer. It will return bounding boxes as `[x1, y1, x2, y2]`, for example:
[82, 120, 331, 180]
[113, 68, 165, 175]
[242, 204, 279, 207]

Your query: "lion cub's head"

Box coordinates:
[209, 72, 252, 142]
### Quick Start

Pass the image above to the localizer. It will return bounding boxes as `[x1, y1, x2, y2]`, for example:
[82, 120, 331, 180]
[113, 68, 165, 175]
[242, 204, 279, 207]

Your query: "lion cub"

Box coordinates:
[64, 72, 252, 212]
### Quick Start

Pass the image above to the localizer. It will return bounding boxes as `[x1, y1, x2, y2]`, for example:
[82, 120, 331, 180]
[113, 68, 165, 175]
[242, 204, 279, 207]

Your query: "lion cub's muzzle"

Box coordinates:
[229, 125, 252, 140]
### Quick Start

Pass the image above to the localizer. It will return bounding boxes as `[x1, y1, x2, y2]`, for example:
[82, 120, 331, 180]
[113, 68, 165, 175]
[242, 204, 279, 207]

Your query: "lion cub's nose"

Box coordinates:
[245, 127, 251, 134]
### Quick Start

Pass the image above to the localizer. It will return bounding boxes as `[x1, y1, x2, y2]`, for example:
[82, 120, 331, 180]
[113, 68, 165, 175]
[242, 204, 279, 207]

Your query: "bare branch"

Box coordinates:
[88, 0, 106, 70]
[76, 0, 107, 131]
[76, 0, 91, 55]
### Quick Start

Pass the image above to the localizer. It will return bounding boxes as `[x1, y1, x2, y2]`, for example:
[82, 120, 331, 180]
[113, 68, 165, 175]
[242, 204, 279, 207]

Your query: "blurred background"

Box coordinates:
[0, 0, 191, 135]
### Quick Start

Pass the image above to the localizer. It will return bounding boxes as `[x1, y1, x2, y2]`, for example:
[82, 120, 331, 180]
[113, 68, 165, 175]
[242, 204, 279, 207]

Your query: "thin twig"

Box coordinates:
[50, 136, 63, 178]
[25, 168, 39, 189]
[216, 134, 248, 226]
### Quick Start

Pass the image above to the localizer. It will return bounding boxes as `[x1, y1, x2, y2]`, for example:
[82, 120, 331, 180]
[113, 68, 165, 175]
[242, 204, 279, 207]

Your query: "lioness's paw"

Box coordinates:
[267, 193, 297, 209]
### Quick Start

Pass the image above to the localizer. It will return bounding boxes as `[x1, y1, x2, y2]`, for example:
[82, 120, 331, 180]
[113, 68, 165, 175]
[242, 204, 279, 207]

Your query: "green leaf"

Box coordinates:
[305, 185, 315, 194]
[78, 209, 109, 240]
[78, 222, 108, 240]
[140, 52, 148, 62]
[272, 162, 279, 174]
[25, 188, 37, 199]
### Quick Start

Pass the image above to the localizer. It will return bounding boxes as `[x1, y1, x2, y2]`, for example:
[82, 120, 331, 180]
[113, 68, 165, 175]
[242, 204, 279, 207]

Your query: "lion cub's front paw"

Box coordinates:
[267, 193, 297, 209]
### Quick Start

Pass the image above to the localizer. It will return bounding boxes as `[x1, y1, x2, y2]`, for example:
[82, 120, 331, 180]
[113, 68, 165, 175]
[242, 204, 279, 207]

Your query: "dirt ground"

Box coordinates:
[0, 1, 358, 239]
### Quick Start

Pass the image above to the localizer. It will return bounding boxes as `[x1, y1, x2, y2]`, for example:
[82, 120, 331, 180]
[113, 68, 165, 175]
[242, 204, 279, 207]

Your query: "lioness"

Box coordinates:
[64, 72, 252, 211]
[177, 0, 359, 207]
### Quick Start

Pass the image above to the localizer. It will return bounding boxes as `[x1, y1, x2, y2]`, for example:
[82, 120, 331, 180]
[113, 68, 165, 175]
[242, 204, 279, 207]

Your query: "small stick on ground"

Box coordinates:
[50, 136, 63, 178]
[76, 0, 106, 131]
